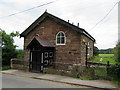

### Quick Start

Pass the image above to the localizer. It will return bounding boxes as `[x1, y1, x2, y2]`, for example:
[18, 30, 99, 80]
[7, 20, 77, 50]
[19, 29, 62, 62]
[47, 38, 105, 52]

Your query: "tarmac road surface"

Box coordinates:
[2, 74, 94, 88]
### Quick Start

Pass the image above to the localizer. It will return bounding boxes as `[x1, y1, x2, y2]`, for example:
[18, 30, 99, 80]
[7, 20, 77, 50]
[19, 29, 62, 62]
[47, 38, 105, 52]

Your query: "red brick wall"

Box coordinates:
[23, 17, 94, 70]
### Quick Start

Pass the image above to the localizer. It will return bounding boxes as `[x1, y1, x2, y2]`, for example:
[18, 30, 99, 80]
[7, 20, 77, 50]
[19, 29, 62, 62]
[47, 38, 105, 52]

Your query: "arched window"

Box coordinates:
[56, 31, 66, 45]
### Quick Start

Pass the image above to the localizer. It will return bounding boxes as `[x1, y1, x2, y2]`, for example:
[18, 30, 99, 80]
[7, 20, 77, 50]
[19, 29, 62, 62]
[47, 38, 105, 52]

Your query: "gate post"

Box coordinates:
[86, 45, 88, 67]
[106, 61, 110, 75]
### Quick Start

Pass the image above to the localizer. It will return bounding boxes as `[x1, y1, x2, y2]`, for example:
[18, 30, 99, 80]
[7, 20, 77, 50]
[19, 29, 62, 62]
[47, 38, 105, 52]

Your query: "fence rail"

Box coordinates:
[87, 61, 112, 66]
[87, 61, 112, 80]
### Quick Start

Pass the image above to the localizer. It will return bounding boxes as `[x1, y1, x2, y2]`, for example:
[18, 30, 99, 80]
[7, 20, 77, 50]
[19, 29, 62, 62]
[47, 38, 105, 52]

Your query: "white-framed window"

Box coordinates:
[87, 42, 90, 56]
[56, 31, 66, 45]
[44, 52, 48, 58]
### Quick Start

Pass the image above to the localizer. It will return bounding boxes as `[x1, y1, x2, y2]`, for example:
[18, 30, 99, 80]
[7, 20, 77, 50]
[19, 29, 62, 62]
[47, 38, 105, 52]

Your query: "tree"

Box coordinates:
[0, 29, 19, 66]
[113, 42, 120, 63]
[93, 46, 99, 56]
[99, 48, 114, 54]
[16, 49, 24, 59]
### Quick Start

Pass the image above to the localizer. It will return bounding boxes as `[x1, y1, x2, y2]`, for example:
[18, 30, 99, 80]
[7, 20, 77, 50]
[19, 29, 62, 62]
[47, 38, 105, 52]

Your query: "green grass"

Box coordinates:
[95, 67, 107, 76]
[89, 54, 116, 64]
[0, 66, 11, 71]
[99, 54, 114, 57]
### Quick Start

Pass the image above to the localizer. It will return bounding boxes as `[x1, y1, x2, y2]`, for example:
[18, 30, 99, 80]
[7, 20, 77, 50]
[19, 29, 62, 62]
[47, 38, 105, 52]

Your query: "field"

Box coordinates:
[89, 54, 116, 64]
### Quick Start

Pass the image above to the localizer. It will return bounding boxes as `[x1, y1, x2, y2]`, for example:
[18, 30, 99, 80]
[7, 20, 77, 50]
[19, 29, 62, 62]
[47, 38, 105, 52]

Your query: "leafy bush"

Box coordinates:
[95, 67, 107, 76]
[113, 42, 120, 63]
[107, 64, 120, 87]
[16, 49, 24, 59]
[1, 29, 19, 66]
[108, 64, 120, 79]
[81, 67, 95, 80]
[2, 66, 11, 70]
[93, 46, 99, 56]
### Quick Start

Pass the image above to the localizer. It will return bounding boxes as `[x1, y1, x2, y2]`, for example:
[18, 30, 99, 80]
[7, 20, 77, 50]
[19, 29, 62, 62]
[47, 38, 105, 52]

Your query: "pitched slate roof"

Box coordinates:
[27, 37, 55, 48]
[20, 11, 95, 42]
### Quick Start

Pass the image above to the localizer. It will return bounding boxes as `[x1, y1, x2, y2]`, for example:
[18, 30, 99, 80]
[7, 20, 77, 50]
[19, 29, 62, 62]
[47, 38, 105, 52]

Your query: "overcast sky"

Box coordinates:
[0, 0, 118, 49]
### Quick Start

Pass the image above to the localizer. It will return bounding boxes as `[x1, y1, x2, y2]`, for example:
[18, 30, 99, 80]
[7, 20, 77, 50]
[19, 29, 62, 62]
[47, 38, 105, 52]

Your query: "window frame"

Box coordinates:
[56, 31, 66, 45]
[87, 42, 90, 56]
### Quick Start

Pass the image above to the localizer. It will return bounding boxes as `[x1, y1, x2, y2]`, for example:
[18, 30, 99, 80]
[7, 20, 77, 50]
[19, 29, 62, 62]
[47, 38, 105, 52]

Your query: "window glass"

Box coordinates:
[57, 33, 61, 36]
[56, 31, 66, 45]
[61, 37, 65, 43]
[57, 37, 60, 43]
[61, 32, 64, 36]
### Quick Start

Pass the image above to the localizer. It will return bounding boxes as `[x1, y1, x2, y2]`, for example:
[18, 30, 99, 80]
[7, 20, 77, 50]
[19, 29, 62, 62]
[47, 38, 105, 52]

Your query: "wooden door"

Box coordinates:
[30, 51, 43, 72]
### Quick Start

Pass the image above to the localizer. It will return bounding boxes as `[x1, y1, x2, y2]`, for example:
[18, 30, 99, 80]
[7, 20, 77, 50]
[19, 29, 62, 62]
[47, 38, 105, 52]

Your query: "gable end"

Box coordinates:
[20, 12, 95, 42]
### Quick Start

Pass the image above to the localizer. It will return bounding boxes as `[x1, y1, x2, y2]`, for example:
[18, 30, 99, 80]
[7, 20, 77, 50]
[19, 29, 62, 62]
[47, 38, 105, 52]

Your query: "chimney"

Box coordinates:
[72, 22, 74, 25]
[77, 23, 79, 27]
[68, 20, 69, 23]
[45, 9, 47, 12]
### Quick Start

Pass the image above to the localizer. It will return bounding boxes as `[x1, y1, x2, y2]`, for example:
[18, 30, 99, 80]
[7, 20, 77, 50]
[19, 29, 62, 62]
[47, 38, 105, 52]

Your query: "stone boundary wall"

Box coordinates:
[44, 63, 86, 77]
[11, 58, 29, 71]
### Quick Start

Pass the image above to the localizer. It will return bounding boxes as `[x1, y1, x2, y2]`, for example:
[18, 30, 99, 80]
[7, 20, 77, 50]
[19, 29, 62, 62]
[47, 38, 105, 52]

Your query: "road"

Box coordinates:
[2, 74, 90, 88]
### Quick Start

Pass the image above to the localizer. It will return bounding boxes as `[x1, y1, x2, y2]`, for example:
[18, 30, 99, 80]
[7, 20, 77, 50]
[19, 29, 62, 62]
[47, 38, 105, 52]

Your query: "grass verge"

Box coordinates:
[1, 66, 11, 71]
[89, 54, 116, 64]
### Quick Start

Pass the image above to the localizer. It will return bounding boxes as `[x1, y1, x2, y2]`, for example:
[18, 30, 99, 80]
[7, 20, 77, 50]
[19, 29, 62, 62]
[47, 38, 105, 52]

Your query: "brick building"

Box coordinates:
[20, 11, 95, 72]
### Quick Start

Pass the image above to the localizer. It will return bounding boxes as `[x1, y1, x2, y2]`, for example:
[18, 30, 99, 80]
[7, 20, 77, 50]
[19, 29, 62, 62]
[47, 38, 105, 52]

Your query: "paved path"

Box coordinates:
[1, 69, 117, 89]
[2, 74, 89, 88]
